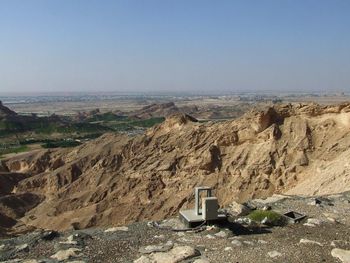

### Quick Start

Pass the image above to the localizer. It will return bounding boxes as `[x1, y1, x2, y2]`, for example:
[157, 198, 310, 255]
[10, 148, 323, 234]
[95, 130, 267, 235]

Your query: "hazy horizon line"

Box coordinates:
[0, 89, 349, 97]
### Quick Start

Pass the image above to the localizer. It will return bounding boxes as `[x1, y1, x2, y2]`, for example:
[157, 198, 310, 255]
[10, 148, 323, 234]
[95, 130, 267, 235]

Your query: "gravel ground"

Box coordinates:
[1, 192, 349, 263]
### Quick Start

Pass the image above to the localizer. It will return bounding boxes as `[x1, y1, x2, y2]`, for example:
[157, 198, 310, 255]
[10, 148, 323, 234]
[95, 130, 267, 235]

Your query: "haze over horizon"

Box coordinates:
[1, 0, 350, 94]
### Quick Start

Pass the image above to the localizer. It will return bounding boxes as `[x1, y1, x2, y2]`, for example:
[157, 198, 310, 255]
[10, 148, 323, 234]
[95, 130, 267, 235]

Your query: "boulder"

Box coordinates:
[104, 226, 129, 232]
[299, 239, 323, 246]
[231, 240, 242, 246]
[15, 243, 29, 253]
[138, 241, 174, 254]
[214, 231, 228, 238]
[51, 248, 82, 261]
[267, 251, 282, 258]
[134, 246, 200, 263]
[331, 248, 350, 263]
[227, 201, 251, 216]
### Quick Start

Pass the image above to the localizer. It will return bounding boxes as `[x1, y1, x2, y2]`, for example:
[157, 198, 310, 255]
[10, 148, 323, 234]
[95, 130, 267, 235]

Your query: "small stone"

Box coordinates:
[328, 217, 338, 223]
[234, 217, 252, 225]
[323, 212, 341, 223]
[205, 234, 215, 239]
[299, 239, 323, 246]
[268, 251, 282, 258]
[224, 247, 232, 251]
[214, 231, 227, 238]
[243, 241, 254, 245]
[262, 205, 272, 211]
[104, 226, 129, 232]
[306, 218, 322, 225]
[177, 237, 193, 243]
[139, 241, 173, 254]
[258, 240, 268, 244]
[0, 244, 5, 250]
[231, 240, 242, 246]
[59, 232, 91, 247]
[51, 248, 82, 261]
[154, 235, 165, 239]
[308, 198, 322, 206]
[16, 243, 29, 252]
[261, 217, 269, 224]
[60, 235, 78, 245]
[206, 225, 217, 231]
[303, 223, 316, 227]
[331, 248, 350, 263]
[193, 259, 210, 263]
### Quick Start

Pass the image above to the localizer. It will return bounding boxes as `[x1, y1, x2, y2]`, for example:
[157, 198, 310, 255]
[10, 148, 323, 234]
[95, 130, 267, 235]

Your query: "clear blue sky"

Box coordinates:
[0, 0, 349, 94]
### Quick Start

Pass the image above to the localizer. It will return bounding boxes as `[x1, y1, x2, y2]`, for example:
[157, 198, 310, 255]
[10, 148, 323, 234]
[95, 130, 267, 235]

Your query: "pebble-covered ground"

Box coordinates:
[1, 192, 350, 263]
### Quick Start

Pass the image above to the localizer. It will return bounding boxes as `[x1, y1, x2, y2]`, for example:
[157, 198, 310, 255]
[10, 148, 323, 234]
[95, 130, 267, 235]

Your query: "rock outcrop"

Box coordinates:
[0, 101, 17, 117]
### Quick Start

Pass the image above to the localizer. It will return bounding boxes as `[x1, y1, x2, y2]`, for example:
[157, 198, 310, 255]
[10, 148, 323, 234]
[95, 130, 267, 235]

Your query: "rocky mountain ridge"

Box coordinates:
[1, 102, 350, 234]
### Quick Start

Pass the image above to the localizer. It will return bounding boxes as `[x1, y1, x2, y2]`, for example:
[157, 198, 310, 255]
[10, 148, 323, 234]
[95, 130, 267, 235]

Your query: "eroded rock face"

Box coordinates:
[2, 103, 350, 231]
[0, 193, 43, 229]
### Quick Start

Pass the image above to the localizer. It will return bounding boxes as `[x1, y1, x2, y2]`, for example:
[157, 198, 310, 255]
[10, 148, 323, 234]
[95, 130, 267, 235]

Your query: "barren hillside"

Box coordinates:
[1, 103, 350, 233]
[0, 101, 17, 117]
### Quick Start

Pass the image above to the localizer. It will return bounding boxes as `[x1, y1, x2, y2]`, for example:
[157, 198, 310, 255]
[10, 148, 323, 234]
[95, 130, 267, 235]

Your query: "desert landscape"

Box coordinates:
[1, 98, 350, 262]
[1, 0, 350, 262]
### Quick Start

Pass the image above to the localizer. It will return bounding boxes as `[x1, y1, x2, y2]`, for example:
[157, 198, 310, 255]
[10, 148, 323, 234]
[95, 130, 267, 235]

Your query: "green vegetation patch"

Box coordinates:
[41, 140, 82, 149]
[30, 122, 111, 134]
[0, 117, 112, 135]
[86, 113, 128, 122]
[248, 210, 283, 226]
[0, 145, 29, 159]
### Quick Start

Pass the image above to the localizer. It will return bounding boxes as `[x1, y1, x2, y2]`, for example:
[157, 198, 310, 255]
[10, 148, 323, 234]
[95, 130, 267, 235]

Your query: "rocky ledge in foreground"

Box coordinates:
[1, 191, 349, 263]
